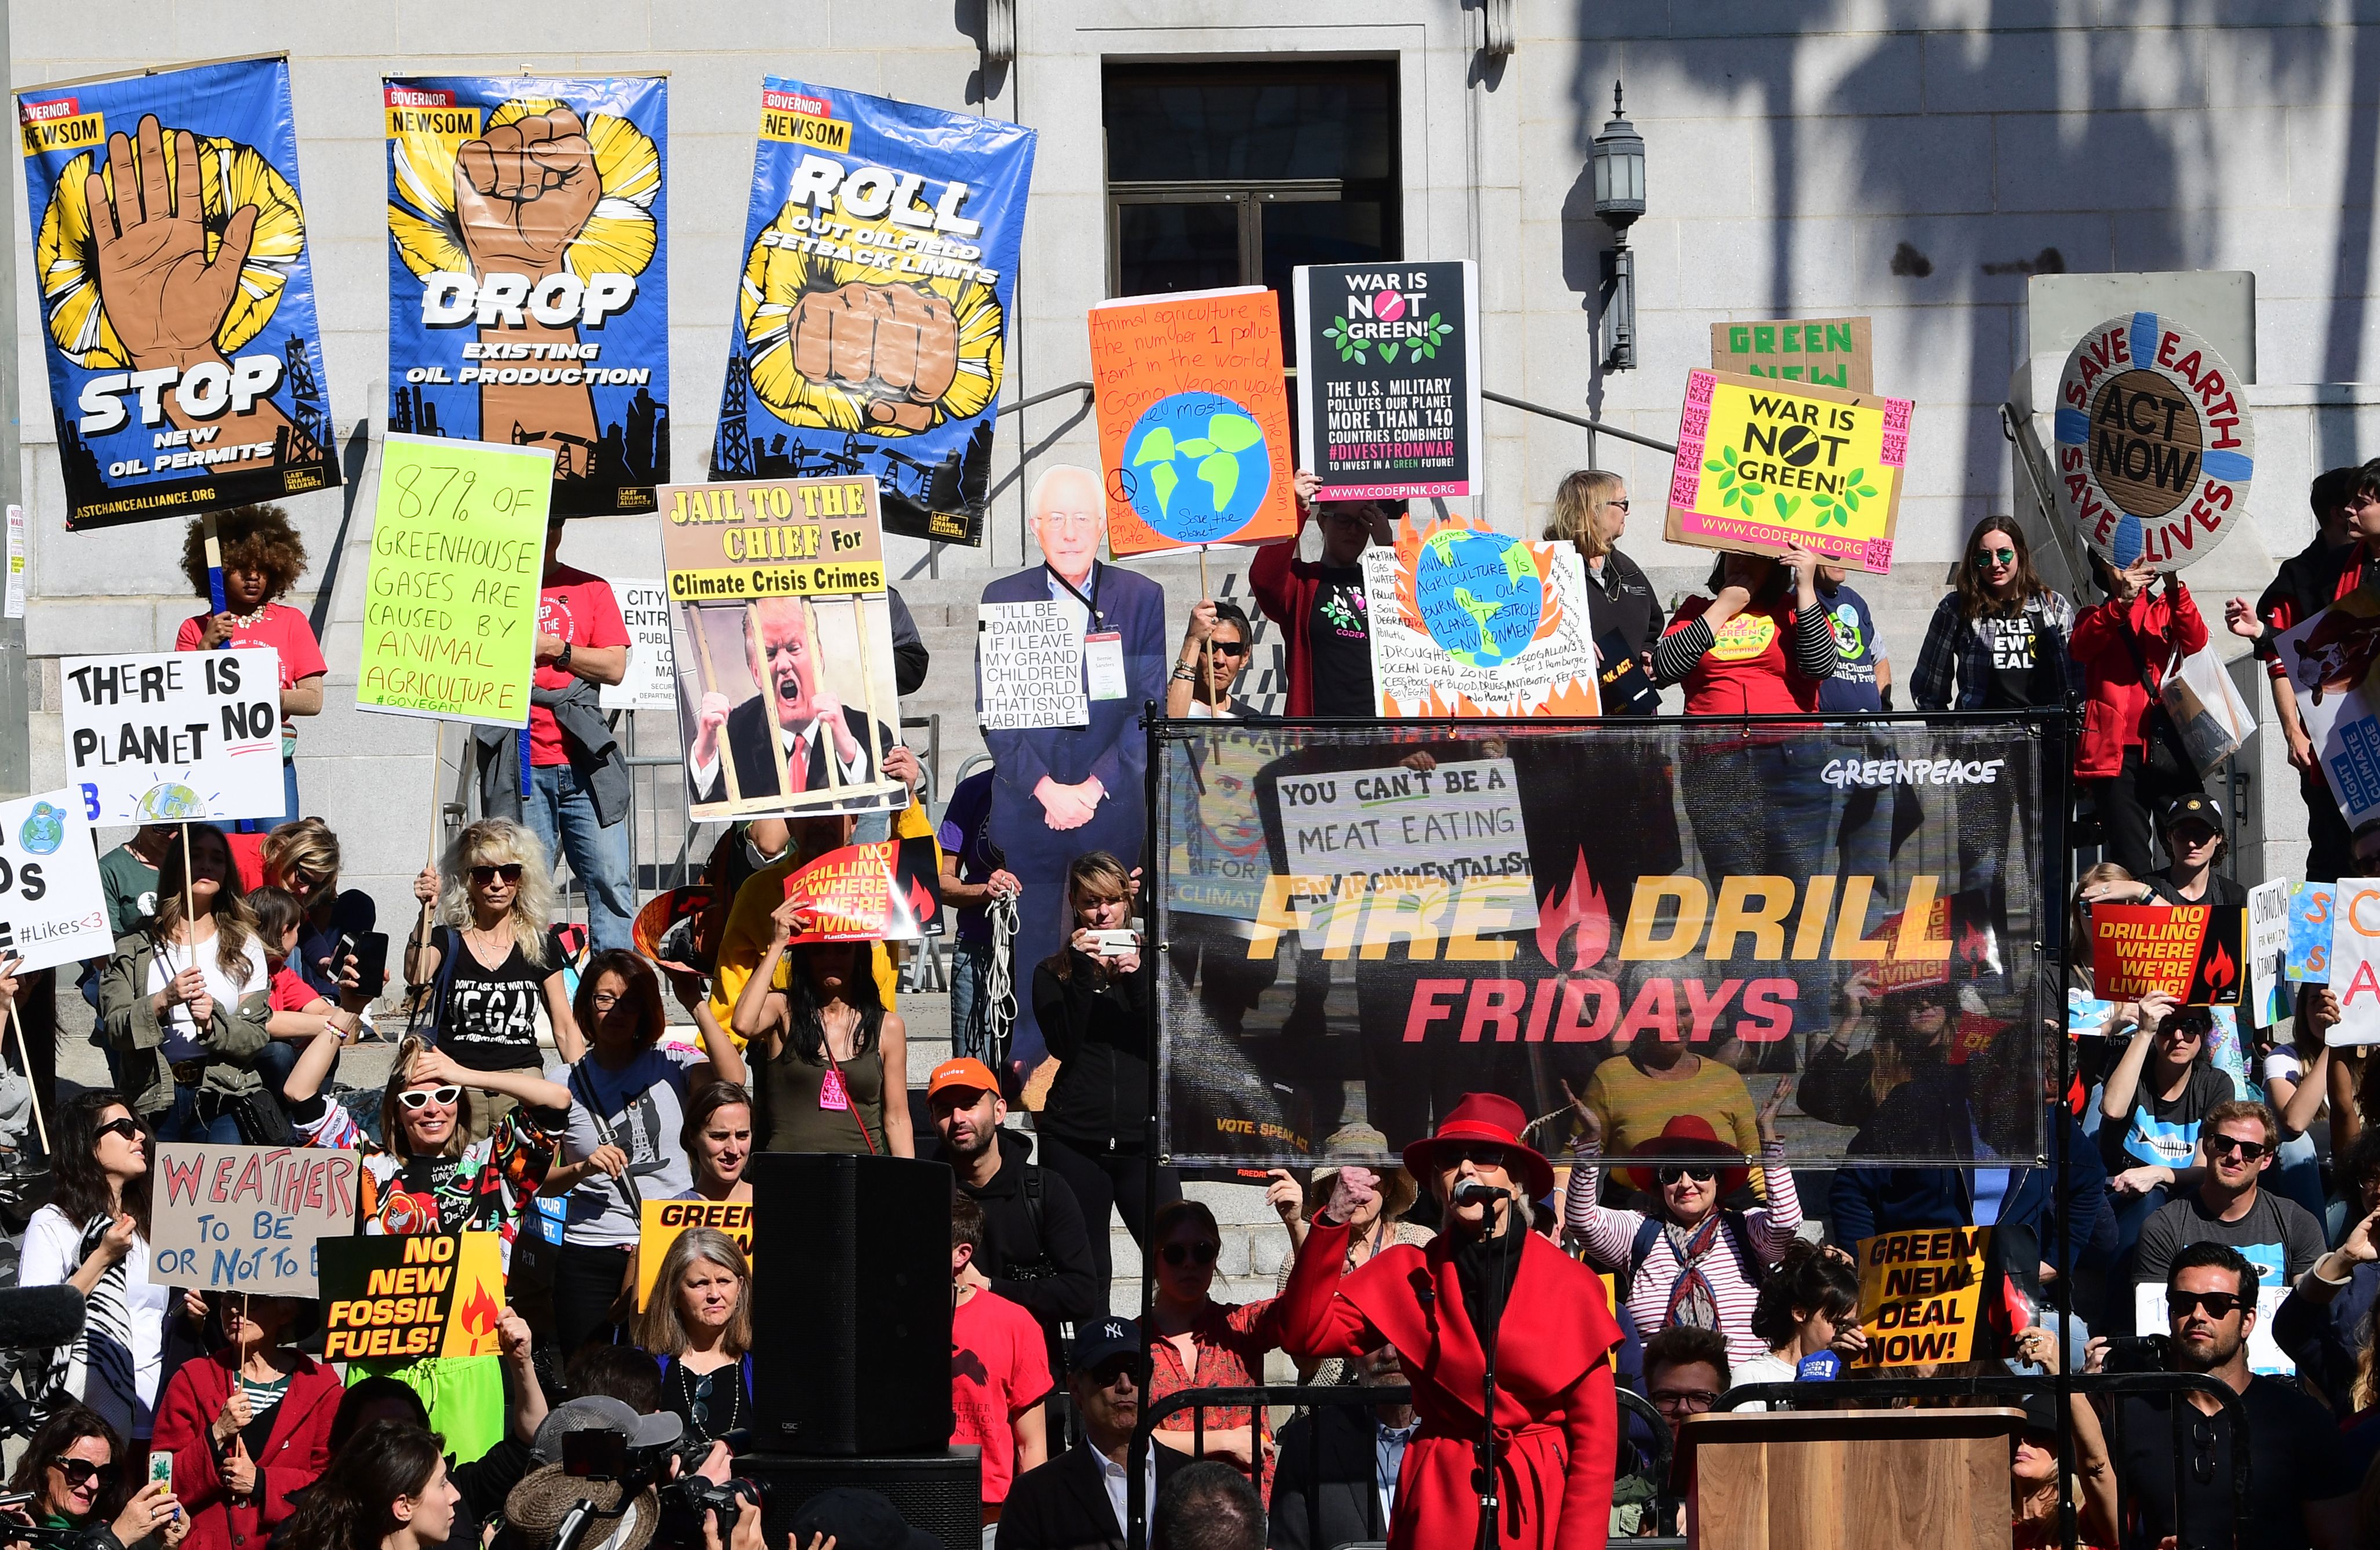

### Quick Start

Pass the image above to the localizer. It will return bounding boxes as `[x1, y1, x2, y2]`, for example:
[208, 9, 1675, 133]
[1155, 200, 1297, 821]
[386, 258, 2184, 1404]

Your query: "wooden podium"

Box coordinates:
[1676, 1406, 2024, 1550]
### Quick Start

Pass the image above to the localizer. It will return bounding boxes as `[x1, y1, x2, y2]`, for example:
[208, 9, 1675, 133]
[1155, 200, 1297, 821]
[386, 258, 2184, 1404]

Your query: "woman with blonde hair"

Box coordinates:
[633, 1228, 753, 1446]
[1545, 468, 1664, 715]
[407, 820, 581, 1130]
[100, 824, 273, 1143]
[263, 818, 380, 1004]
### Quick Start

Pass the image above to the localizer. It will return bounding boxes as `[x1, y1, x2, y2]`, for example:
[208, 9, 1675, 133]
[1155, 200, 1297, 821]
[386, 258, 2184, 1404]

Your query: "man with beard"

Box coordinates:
[927, 1059, 1100, 1399]
[688, 595, 897, 806]
[2090, 1242, 2354, 1550]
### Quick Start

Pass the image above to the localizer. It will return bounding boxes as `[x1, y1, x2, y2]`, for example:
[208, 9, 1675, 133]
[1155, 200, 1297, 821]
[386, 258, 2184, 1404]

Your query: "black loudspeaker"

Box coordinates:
[748, 1152, 952, 1454]
[737, 1448, 981, 1550]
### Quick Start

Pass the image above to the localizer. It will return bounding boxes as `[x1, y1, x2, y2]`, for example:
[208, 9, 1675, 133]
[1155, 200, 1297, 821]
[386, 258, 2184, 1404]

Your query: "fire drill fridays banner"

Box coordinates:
[17, 56, 340, 530]
[1157, 718, 2051, 1167]
[711, 79, 1036, 547]
[385, 75, 668, 516]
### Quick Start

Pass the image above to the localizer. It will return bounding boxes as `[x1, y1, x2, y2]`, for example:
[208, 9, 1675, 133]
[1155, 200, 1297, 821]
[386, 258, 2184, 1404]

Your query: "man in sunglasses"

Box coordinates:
[2131, 1099, 2324, 1331]
[2089, 1241, 2355, 1550]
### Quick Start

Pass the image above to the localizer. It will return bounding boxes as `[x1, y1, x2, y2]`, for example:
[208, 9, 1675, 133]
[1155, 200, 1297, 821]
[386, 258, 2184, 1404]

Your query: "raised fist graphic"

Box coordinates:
[454, 107, 599, 278]
[790, 282, 959, 431]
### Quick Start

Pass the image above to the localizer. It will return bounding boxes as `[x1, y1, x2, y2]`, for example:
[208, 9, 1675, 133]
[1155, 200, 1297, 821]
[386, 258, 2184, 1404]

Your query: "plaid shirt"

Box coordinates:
[1909, 590, 2079, 709]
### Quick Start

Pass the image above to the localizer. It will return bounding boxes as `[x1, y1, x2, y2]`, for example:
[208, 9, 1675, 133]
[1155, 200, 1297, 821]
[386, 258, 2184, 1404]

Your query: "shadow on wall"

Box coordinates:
[1563, 1, 2379, 549]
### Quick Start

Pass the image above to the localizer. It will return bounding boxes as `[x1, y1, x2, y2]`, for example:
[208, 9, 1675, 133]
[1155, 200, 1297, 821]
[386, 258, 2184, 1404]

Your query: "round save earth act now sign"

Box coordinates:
[2053, 311, 2253, 572]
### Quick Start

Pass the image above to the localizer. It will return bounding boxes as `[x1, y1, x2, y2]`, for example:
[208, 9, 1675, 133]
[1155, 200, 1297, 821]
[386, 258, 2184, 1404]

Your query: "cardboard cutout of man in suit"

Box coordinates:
[980, 464, 1167, 1077]
[688, 595, 897, 808]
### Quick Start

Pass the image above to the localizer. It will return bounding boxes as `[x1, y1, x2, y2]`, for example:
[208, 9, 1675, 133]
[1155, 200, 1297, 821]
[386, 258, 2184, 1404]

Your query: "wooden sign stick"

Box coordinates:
[1197, 544, 1212, 709]
[7, 1003, 49, 1155]
[409, 723, 442, 1002]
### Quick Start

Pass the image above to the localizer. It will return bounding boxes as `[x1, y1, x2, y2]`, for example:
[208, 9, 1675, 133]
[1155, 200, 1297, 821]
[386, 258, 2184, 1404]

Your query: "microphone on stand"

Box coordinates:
[1452, 1180, 1512, 1206]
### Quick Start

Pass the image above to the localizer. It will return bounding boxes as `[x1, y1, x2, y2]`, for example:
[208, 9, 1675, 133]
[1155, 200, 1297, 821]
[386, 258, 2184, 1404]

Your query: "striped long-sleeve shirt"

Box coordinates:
[1562, 1140, 1803, 1369]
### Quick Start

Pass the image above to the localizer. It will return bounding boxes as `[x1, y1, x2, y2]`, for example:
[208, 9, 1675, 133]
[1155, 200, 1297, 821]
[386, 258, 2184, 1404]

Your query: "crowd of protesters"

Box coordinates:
[4, 462, 2380, 1550]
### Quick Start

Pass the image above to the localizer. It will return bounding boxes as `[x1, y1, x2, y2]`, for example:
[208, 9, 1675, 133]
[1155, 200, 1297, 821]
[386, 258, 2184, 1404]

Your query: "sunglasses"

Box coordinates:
[49, 1460, 118, 1489]
[1447, 1144, 1508, 1170]
[1160, 1241, 1220, 1267]
[1207, 641, 1247, 658]
[94, 1118, 141, 1144]
[1657, 1163, 1719, 1185]
[2168, 1289, 2247, 1320]
[1973, 548, 2017, 567]
[2206, 1134, 2272, 1162]
[397, 1085, 463, 1111]
[468, 863, 525, 886]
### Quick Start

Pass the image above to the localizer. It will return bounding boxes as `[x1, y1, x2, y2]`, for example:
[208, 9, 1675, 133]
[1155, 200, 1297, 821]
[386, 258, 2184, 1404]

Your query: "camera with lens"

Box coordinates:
[2101, 1334, 2171, 1374]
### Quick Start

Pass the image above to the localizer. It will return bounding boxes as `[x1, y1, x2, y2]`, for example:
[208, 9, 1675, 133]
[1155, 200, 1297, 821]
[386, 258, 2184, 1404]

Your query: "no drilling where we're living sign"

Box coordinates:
[2054, 311, 2254, 572]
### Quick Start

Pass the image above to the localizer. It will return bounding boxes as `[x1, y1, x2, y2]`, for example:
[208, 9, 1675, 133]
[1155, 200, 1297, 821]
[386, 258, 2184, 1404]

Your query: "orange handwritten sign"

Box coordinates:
[1089, 287, 1297, 558]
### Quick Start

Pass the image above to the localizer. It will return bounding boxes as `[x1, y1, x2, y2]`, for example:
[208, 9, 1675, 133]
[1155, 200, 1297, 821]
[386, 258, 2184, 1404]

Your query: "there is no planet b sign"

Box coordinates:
[2053, 312, 2253, 572]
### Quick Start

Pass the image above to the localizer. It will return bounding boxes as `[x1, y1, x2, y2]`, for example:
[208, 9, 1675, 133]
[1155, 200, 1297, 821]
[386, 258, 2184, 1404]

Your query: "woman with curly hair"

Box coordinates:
[406, 820, 583, 1135]
[173, 505, 326, 836]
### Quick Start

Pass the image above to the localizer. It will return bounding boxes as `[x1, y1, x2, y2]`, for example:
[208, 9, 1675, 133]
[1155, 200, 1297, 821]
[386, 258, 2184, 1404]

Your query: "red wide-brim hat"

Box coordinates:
[1621, 1113, 1752, 1198]
[1400, 1093, 1556, 1200]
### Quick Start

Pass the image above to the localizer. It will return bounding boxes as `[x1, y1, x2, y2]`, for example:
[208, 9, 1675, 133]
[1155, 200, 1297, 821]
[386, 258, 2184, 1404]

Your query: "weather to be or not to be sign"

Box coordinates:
[2054, 311, 2253, 572]
[59, 649, 288, 824]
[355, 432, 552, 728]
[145, 1143, 360, 1297]
[1665, 369, 1912, 574]
[1089, 288, 1297, 558]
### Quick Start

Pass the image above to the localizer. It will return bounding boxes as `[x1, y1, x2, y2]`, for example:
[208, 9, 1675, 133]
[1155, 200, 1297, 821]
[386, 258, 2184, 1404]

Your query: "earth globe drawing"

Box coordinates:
[17, 802, 64, 856]
[1413, 529, 1544, 668]
[1122, 392, 1272, 544]
[137, 783, 205, 822]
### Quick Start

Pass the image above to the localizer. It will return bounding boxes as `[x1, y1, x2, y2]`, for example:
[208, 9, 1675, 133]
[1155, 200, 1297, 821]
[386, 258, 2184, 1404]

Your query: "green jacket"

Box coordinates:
[96, 930, 270, 1117]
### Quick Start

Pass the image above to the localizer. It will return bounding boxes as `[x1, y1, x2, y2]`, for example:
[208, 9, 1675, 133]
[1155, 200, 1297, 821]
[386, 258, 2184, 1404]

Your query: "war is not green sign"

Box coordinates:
[1711, 317, 1873, 393]
[357, 432, 554, 726]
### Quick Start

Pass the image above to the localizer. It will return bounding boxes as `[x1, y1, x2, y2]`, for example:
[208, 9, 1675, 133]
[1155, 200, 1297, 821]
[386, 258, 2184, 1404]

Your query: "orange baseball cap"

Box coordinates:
[927, 1057, 1002, 1099]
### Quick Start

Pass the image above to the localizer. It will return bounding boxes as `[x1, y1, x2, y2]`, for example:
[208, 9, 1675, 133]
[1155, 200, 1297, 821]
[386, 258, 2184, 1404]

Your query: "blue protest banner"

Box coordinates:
[2287, 880, 2335, 983]
[712, 79, 1035, 546]
[19, 56, 337, 531]
[385, 75, 669, 516]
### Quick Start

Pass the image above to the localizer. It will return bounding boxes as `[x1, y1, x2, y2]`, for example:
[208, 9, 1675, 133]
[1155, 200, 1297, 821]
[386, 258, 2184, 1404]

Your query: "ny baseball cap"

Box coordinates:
[1071, 1316, 1140, 1371]
[926, 1057, 1000, 1099]
[2159, 792, 2225, 828]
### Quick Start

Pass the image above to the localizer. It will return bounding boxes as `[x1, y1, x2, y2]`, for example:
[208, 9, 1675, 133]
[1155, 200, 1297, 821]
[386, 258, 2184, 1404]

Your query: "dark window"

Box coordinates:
[1104, 61, 1402, 363]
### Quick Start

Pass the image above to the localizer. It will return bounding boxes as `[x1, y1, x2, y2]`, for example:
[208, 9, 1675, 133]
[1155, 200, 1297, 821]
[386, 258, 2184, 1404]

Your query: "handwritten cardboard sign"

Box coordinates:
[2091, 904, 2243, 1003]
[2288, 882, 2335, 983]
[60, 650, 288, 824]
[978, 599, 1087, 730]
[1710, 316, 1873, 392]
[1665, 369, 1912, 574]
[2328, 878, 2380, 1046]
[1272, 756, 1535, 939]
[356, 432, 551, 727]
[145, 1144, 361, 1295]
[2247, 879, 2290, 1028]
[635, 1197, 754, 1311]
[1089, 288, 1297, 558]
[1853, 1227, 1990, 1368]
[0, 789, 110, 973]
[781, 834, 941, 943]
[317, 1232, 505, 1362]
[1359, 518, 1601, 718]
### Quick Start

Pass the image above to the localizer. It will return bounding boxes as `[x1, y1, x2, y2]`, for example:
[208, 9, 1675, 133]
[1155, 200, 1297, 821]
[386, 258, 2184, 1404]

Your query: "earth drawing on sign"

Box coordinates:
[1122, 391, 1272, 544]
[1414, 529, 1543, 667]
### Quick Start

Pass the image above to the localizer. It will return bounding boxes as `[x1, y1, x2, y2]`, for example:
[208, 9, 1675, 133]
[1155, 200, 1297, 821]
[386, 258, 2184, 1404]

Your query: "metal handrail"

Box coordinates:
[1716, 1370, 2252, 1548]
[1124, 1382, 1680, 1550]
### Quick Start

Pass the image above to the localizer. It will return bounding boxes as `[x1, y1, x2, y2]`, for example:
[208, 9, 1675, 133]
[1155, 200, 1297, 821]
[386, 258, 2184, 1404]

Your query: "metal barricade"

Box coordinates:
[1124, 1382, 1680, 1550]
[1716, 1371, 2252, 1550]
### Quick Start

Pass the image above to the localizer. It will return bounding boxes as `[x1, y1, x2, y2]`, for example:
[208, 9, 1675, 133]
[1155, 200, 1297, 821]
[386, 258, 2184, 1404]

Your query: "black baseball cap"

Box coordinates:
[2159, 792, 2223, 829]
[1071, 1316, 1140, 1372]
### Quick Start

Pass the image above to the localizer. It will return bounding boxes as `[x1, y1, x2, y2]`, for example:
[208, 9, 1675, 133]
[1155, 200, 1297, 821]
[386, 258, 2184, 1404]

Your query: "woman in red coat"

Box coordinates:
[2069, 550, 2211, 879]
[1276, 1093, 1621, 1550]
[151, 1294, 344, 1550]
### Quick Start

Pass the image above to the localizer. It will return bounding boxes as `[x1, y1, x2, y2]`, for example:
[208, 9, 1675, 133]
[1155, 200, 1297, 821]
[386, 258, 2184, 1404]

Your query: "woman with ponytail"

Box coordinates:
[277, 1422, 455, 1550]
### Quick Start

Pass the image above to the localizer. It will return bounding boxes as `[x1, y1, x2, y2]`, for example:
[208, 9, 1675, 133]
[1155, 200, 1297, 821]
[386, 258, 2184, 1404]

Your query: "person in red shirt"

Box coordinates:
[483, 515, 632, 950]
[2069, 552, 2210, 880]
[173, 507, 327, 856]
[1249, 468, 1396, 717]
[951, 1194, 1051, 1521]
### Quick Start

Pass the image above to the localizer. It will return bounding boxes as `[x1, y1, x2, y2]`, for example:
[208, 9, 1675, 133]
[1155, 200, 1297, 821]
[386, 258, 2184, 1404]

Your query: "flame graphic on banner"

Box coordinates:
[1534, 849, 1610, 971]
[2202, 938, 2237, 992]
